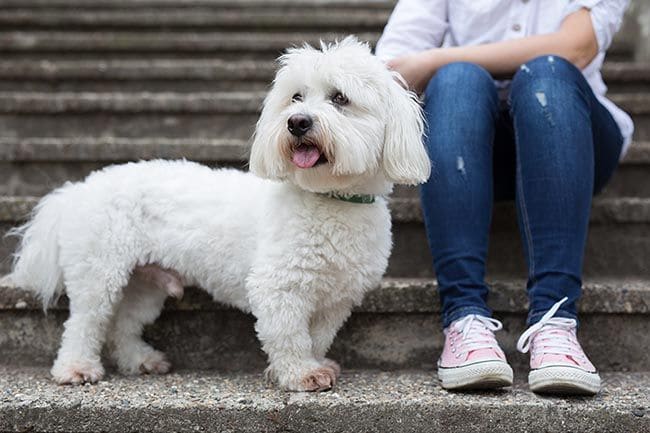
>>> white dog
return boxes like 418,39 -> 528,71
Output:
1,37 -> 430,391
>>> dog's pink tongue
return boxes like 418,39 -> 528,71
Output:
292,144 -> 321,168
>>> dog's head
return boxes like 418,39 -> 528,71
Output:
250,36 -> 431,194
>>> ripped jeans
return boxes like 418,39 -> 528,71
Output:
420,56 -> 624,328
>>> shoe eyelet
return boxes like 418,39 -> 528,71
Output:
456,354 -> 461,358
451,348 -> 456,353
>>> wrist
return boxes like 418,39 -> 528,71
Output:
423,48 -> 447,74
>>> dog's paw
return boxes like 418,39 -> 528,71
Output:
138,350 -> 172,375
320,358 -> 341,377
299,366 -> 337,392
51,360 -> 104,385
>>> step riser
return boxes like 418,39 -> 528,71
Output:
0,114 -> 259,139
0,34 -> 634,62
0,32 -> 381,53
0,80 -> 269,92
1,309 -> 646,372
0,61 -> 637,83
0,111 -> 647,141
0,161 -> 247,196
1,218 -> 649,278
0,52 -> 281,61
0,11 -> 391,32
389,221 -> 650,278
0,0 -> 397,8
607,83 -> 650,93
605,167 -> 650,197
0,48 -> 635,62
2,81 -> 648,94
3,160 -> 650,197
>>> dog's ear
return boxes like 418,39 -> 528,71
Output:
381,73 -> 431,185
249,91 -> 286,180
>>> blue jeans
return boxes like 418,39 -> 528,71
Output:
420,56 -> 624,328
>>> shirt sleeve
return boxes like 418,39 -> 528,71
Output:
375,0 -> 448,62
562,0 -> 630,52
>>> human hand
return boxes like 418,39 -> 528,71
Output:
387,52 -> 436,94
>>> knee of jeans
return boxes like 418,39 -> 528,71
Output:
510,55 -> 589,112
424,62 -> 497,103
512,55 -> 583,90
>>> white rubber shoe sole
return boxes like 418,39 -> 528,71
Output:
438,360 -> 514,390
529,366 -> 601,395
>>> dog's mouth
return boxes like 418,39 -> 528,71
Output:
291,142 -> 328,169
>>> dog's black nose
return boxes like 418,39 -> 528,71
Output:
287,114 -> 313,137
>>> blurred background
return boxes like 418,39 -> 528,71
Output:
0,0 -> 648,199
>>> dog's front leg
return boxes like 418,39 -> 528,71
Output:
309,301 -> 354,378
251,292 -> 337,392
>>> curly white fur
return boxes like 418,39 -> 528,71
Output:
4,37 -> 430,391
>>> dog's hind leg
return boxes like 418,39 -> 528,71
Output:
107,272 -> 171,375
50,274 -> 127,385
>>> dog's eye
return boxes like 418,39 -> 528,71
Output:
331,92 -> 349,106
291,93 -> 303,103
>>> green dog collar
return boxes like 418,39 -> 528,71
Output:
318,192 -> 376,204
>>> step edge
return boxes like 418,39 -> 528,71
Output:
0,367 -> 648,433
0,60 -> 647,82
0,91 -> 645,114
2,277 -> 648,314
1,138 -> 650,164
2,195 -> 650,224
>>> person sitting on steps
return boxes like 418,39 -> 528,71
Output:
376,0 -> 633,395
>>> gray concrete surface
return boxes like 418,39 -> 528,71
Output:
0,60 -> 643,91
0,140 -> 650,197
0,9 -> 391,29
2,197 -> 650,278
1,279 -> 648,372
1,367 -> 648,432
0,31 -> 381,53
3,277 -> 649,314
0,0 -> 397,7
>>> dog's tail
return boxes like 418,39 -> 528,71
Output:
3,187 -> 70,309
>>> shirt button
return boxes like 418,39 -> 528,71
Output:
512,23 -> 522,32
522,0 -> 529,3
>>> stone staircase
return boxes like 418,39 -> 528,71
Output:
0,1 -> 649,431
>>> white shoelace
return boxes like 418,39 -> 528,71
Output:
449,315 -> 503,358
516,297 -> 584,360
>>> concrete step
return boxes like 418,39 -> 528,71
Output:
0,60 -> 647,92
0,91 -> 647,139
1,277 -> 649,372
603,62 -> 650,93
0,91 -> 264,140
4,90 -> 646,115
0,31 -> 634,62
0,367 -> 648,433
0,31 -> 380,58
388,196 -> 650,279
0,0 -> 397,8
606,141 -> 650,198
0,9 -> 391,31
2,138 -> 650,198
1,194 -> 650,279
0,59 -> 275,91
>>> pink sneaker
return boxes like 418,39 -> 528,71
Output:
438,314 -> 513,390
517,297 -> 601,395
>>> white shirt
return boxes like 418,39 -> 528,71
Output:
376,0 -> 634,157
